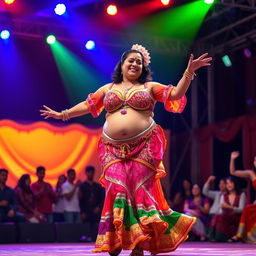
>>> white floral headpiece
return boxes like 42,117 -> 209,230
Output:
131,44 -> 151,67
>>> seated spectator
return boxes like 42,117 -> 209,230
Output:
172,179 -> 192,212
0,169 -> 24,223
203,176 -> 227,216
53,174 -> 67,223
62,169 -> 81,223
15,174 -> 46,223
184,184 -> 210,241
228,152 -> 256,243
209,176 -> 246,242
31,166 -> 56,223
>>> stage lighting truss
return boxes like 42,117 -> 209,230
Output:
193,0 -> 256,56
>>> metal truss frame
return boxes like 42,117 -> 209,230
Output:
170,0 -> 256,184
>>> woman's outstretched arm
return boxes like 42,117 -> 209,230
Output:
230,151 -> 256,182
40,84 -> 109,120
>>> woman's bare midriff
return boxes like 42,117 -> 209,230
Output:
103,108 -> 154,140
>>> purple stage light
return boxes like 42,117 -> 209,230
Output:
243,48 -> 252,58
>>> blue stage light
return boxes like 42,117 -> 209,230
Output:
85,40 -> 95,50
0,30 -> 10,40
54,3 -> 66,15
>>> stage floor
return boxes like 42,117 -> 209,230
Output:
0,242 -> 255,256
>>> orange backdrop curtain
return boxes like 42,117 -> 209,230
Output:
0,120 -> 102,188
195,115 -> 256,183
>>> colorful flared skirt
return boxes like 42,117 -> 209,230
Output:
93,124 -> 196,254
236,203 -> 256,244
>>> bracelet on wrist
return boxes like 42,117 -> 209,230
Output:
183,69 -> 196,80
61,109 -> 70,121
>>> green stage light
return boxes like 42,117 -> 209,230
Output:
222,55 -> 232,67
46,35 -> 56,45
204,0 -> 214,4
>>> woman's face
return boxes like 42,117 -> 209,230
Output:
25,177 -> 31,187
254,156 -> 256,168
183,180 -> 191,190
192,184 -> 201,197
58,175 -> 66,184
226,179 -> 235,192
121,52 -> 143,81
219,180 -> 226,191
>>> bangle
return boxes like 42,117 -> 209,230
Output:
61,109 -> 70,121
183,69 -> 196,80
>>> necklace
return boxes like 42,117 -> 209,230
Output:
120,82 -> 137,115
121,82 -> 136,93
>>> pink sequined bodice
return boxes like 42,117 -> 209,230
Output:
103,86 -> 155,113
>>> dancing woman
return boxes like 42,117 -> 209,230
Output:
228,151 -> 256,243
40,44 -> 211,255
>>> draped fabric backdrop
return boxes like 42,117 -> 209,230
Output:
0,120 -> 102,187
196,115 -> 256,183
0,120 -> 170,194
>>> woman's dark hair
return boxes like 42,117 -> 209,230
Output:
112,49 -> 153,84
225,176 -> 241,194
177,179 -> 192,200
17,174 -> 32,193
56,174 -> 66,190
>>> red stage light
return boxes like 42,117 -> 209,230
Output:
4,0 -> 15,4
161,0 -> 171,6
107,4 -> 118,16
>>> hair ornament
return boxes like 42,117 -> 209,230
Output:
131,44 -> 151,66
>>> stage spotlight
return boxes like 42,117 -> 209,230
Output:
0,30 -> 10,40
243,48 -> 252,58
222,55 -> 232,67
107,4 -> 118,16
54,3 -> 66,15
85,40 -> 95,50
4,0 -> 15,4
161,0 -> 171,6
46,35 -> 56,45
204,0 -> 214,4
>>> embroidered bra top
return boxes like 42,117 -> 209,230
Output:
85,83 -> 187,118
103,84 -> 154,113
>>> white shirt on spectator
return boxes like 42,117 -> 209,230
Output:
61,181 -> 80,212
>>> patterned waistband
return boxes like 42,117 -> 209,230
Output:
102,121 -> 156,145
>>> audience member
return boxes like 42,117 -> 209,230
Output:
209,176 -> 246,242
184,184 -> 210,241
203,176 -> 227,216
62,169 -> 81,223
31,166 -> 56,223
53,174 -> 67,223
80,166 -> 104,223
172,179 -> 192,212
0,169 -> 24,223
15,174 -> 46,223
79,166 -> 105,241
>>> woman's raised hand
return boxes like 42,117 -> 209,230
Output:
231,151 -> 240,159
187,53 -> 212,73
40,105 -> 62,120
